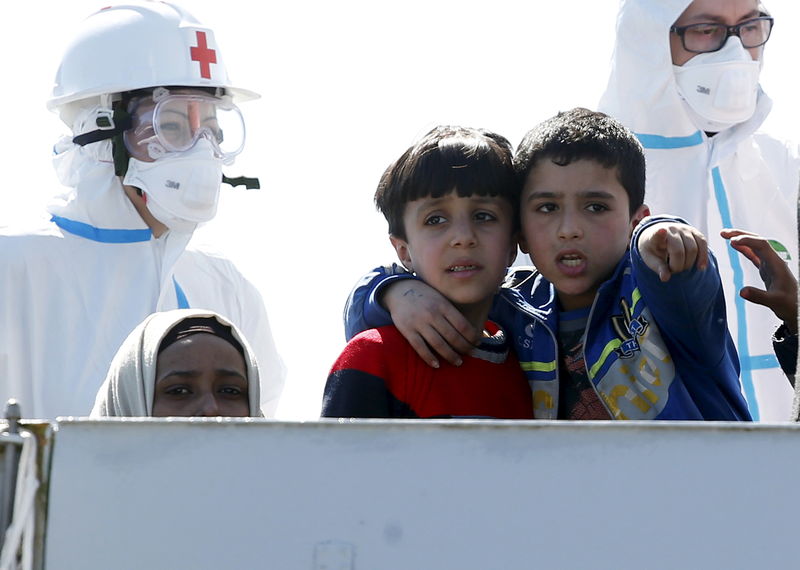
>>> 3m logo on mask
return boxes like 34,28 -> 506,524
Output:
696,85 -> 711,95
166,180 -> 181,190
610,298 -> 648,359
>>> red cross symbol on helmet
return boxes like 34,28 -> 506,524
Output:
190,30 -> 217,79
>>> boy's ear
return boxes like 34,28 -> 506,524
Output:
629,204 -> 651,235
389,235 -> 414,272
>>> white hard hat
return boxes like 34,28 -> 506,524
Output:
48,1 -> 258,119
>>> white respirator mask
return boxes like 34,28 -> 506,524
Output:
673,37 -> 761,132
123,138 -> 222,233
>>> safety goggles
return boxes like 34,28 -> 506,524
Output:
670,15 -> 774,54
123,87 -> 245,163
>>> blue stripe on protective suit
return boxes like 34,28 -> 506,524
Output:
51,215 -> 152,243
52,214 -> 189,309
173,278 -> 190,309
635,131 -> 704,150
711,167 -> 774,420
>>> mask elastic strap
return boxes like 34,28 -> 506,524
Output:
222,174 -> 260,190
71,109 -> 131,147
71,108 -> 133,177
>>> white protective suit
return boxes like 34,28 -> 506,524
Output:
0,131 -> 284,419
599,0 -> 799,420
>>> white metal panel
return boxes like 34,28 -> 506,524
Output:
45,419 -> 800,569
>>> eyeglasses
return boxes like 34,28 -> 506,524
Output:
670,16 -> 774,54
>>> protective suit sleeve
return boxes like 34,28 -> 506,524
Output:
343,264 -> 417,341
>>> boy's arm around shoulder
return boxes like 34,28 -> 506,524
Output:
344,263 -> 417,340
631,216 -> 726,356
344,264 -> 481,368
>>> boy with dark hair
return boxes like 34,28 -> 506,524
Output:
345,108 -> 751,420
322,125 -> 533,419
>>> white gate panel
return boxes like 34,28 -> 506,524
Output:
45,419 -> 800,569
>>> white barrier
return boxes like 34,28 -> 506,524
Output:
45,419 -> 800,569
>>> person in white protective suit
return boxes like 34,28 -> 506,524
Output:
0,1 -> 285,418
599,0 -> 799,421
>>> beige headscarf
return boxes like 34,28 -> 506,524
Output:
90,308 -> 263,417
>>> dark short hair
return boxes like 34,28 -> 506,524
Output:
375,125 -> 519,240
513,108 -> 646,214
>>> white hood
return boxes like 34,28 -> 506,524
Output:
599,0 -> 771,146
48,105 -> 151,232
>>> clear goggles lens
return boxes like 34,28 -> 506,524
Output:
124,91 -> 245,162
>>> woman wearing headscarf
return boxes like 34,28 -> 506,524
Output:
91,308 -> 262,417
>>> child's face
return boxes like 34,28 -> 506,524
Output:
153,333 -> 250,417
391,192 -> 516,317
519,159 -> 647,311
